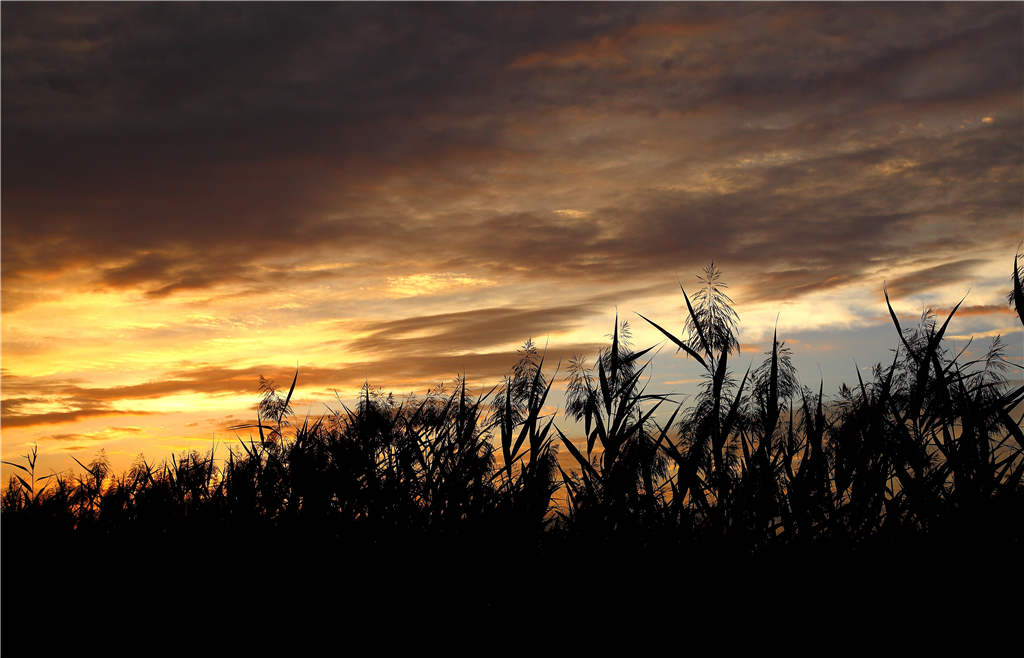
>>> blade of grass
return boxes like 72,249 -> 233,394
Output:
636,313 -> 709,370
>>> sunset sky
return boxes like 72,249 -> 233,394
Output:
2,2 -> 1022,477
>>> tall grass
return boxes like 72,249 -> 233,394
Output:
4,254 -> 1022,568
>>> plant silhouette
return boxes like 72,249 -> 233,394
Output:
4,249 -> 1023,640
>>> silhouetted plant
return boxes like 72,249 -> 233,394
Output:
4,250 -> 1022,567
559,316 -> 672,538
492,341 -> 561,535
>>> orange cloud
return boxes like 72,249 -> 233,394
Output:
929,304 -> 1014,318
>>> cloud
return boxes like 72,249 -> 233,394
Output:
884,260 -> 987,299
1,345 -> 606,428
46,426 -> 143,443
1,399 -> 153,428
347,304 -> 596,355
3,3 -> 1019,311
930,304 -> 1015,318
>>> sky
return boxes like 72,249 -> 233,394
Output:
2,2 -> 1022,477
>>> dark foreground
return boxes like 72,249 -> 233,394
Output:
4,524 -> 1019,651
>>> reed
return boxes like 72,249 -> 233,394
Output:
4,250 -> 1022,573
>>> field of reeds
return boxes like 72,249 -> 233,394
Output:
4,254 -> 1024,638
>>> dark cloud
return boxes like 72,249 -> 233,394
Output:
885,259 -> 987,299
2,3 -> 1020,309
346,284 -> 665,355
348,305 -> 593,355
1,397 -> 153,428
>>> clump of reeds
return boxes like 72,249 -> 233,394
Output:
4,251 -> 1022,566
